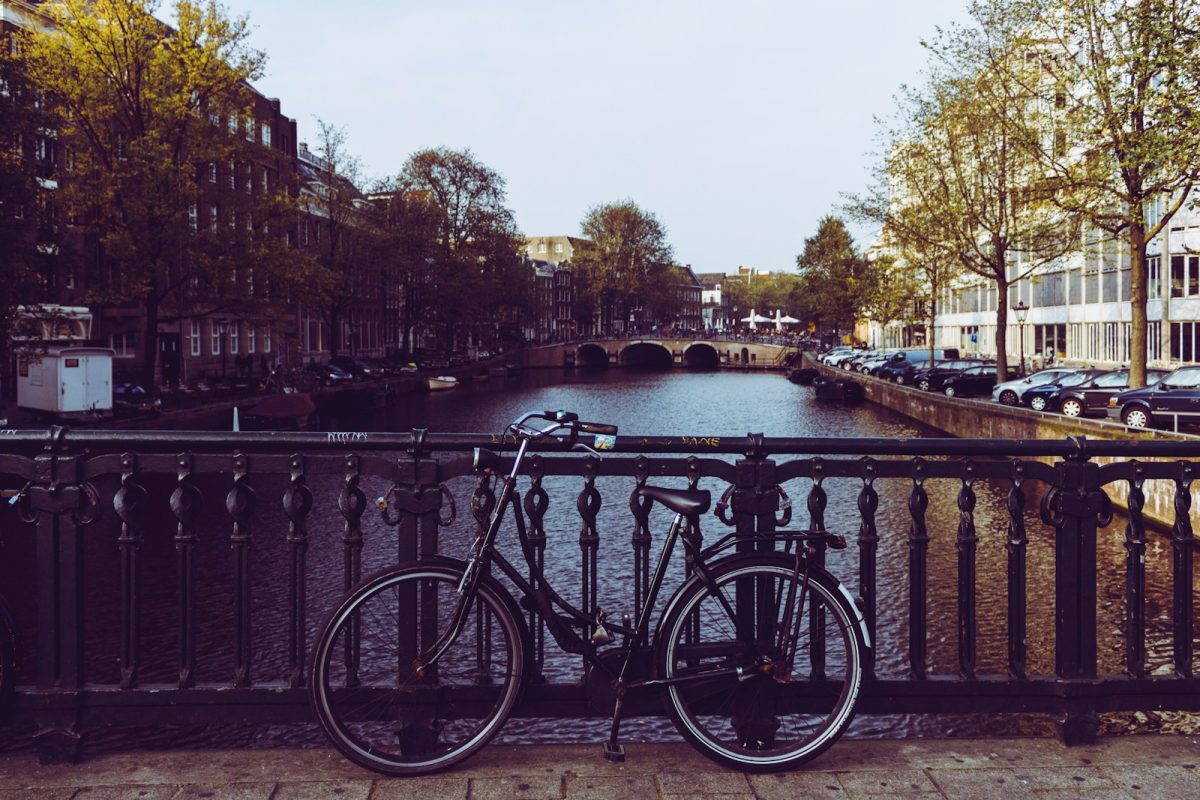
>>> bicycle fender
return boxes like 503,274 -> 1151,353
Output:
833,580 -> 871,650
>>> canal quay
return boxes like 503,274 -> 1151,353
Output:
2,359 -> 1200,793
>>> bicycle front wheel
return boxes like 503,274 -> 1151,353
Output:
656,554 -> 864,772
310,562 -> 527,776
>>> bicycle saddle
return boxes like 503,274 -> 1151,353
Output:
639,486 -> 711,516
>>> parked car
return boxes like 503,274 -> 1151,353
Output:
818,346 -> 855,365
911,359 -> 991,392
304,362 -> 355,387
1050,368 -> 1168,417
329,355 -> 384,380
113,383 -> 161,414
1021,369 -> 1107,412
1107,366 -> 1200,429
941,364 -> 999,397
992,368 -> 1078,406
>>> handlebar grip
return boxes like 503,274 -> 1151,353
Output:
579,422 -> 618,435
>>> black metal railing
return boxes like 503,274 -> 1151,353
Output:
0,427 -> 1198,762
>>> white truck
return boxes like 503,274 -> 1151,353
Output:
16,346 -> 115,421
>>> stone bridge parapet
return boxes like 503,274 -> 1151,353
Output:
521,337 -> 796,370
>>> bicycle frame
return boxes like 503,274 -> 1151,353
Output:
417,413 -> 807,695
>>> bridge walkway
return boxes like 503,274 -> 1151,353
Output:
0,736 -> 1196,799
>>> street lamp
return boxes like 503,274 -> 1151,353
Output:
1013,301 -> 1029,377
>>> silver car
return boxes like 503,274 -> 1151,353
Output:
991,368 -> 1077,406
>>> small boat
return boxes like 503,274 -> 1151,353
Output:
239,393 -> 318,430
427,375 -> 460,391
787,368 -> 818,385
812,377 -> 865,403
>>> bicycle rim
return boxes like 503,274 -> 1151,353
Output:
310,565 -> 525,775
658,559 -> 862,771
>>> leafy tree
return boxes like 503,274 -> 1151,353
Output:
852,48 -> 1076,380
795,216 -> 872,341
977,0 -> 1200,386
305,120 -> 372,358
573,200 -> 674,334
394,147 -> 528,348
372,188 -> 442,356
20,0 -> 313,386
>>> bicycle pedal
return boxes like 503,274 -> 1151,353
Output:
602,741 -> 625,762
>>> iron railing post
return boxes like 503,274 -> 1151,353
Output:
1049,443 -> 1106,745
30,427 -> 86,763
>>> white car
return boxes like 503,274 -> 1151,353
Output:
991,368 -> 1077,406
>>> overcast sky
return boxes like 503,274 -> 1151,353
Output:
230,0 -> 971,275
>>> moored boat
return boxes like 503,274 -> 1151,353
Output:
239,392 -> 318,431
427,375 -> 460,391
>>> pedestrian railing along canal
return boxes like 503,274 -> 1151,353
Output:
0,427 -> 1197,761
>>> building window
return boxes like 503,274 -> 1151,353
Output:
262,124 -> 271,147
247,326 -> 256,354
208,162 -> 217,183
538,243 -> 547,253
264,323 -> 271,353
210,204 -> 219,233
211,322 -> 221,355
1168,255 -> 1200,298
1170,322 -> 1200,363
109,332 -> 140,358
245,119 -> 255,142
188,320 -> 199,356
227,160 -> 236,190
1149,256 -> 1161,299
554,243 -> 563,254
189,203 -> 197,231
229,323 -> 238,354
228,112 -> 238,134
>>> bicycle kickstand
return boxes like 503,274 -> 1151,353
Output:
603,694 -> 626,763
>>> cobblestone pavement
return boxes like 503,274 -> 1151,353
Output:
1,737 -> 1199,799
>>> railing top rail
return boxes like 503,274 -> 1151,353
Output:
0,428 -> 1198,459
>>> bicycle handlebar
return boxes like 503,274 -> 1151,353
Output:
517,410 -> 618,437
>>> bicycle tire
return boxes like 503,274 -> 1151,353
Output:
655,553 -> 864,772
310,560 -> 528,776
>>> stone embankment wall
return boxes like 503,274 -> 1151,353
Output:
807,355 -> 1198,529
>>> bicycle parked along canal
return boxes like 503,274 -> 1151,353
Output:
309,410 -> 868,775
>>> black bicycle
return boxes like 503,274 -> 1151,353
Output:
309,411 -> 867,775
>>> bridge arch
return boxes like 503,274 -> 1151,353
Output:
682,341 -> 720,369
619,341 -> 673,369
576,343 -> 609,368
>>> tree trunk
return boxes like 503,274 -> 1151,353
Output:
927,297 -> 937,366
1129,223 -> 1148,388
995,278 -> 1010,383
141,293 -> 160,391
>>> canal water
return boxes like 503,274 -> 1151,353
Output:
0,367 -> 1193,753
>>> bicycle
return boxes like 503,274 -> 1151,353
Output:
309,410 -> 868,775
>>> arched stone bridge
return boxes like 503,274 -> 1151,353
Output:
521,336 -> 796,370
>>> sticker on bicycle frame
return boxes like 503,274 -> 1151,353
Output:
593,434 -> 617,451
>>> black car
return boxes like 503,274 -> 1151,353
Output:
304,362 -> 354,387
1021,369 -> 1106,412
113,383 -> 161,414
941,364 -> 998,397
1107,366 -> 1200,429
1052,369 -> 1167,418
329,355 -> 384,380
875,355 -> 933,383
911,359 -> 990,392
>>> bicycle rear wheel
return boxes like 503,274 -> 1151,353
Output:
656,554 -> 864,772
310,561 -> 527,775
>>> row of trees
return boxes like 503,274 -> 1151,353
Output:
846,0 -> 1200,385
0,0 -> 681,386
